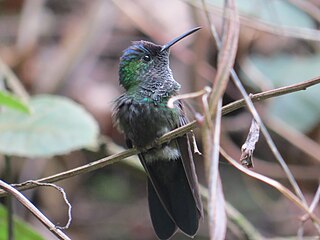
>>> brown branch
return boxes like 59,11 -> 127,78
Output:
202,0 -> 240,238
0,180 -> 70,240
0,76 -> 319,197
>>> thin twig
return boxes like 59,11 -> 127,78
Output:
4,148 -> 139,196
19,181 -> 72,230
302,184 -> 320,222
219,148 -> 320,225
207,98 -> 226,239
0,180 -> 71,240
266,117 -> 320,164
167,87 -> 211,108
0,77 -> 318,197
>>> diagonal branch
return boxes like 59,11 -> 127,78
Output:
0,76 -> 318,197
0,180 -> 70,240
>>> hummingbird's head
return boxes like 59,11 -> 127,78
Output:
119,41 -> 168,91
118,27 -> 201,92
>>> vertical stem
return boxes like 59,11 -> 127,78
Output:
5,155 -> 14,240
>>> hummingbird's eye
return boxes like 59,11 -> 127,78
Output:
142,55 -> 151,62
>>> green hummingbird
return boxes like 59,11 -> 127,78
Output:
113,27 -> 203,239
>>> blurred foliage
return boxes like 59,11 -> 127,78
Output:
0,90 -> 30,114
0,204 -> 43,240
0,95 -> 99,157
89,172 -> 133,202
209,0 -> 315,28
248,54 -> 320,132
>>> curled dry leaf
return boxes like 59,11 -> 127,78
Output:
241,119 -> 260,168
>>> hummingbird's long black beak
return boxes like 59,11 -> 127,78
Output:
161,27 -> 201,52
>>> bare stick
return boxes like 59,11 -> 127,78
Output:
167,87 -> 211,109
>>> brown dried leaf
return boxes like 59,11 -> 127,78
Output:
240,119 -> 260,168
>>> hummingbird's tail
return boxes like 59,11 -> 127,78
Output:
140,144 -> 202,239
147,178 -> 177,239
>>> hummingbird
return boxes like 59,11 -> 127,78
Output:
113,27 -> 203,239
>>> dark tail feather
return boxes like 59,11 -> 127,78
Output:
142,156 -> 200,239
147,179 -> 177,240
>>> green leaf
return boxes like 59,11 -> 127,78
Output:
247,54 -> 320,132
0,95 -> 99,157
0,204 -> 44,240
0,91 -> 30,114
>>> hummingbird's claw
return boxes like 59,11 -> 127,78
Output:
154,138 -> 163,149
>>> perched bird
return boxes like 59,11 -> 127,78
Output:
113,27 -> 203,239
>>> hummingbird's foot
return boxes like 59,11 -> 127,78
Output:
136,145 -> 151,153
137,138 -> 165,153
139,147 -> 149,153
153,138 -> 163,149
